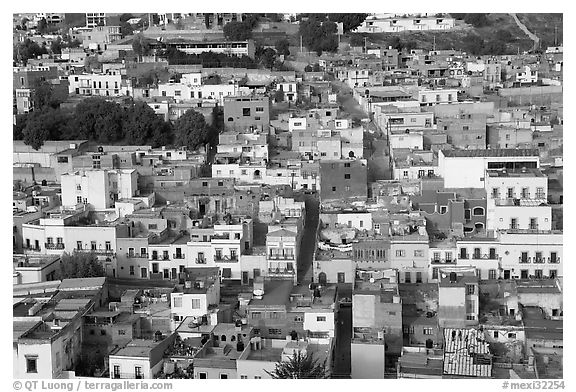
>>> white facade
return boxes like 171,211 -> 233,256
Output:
356,16 -> 455,33
61,169 -> 137,209
499,231 -> 562,279
485,172 -> 547,201
389,132 -> 423,150
418,89 -> 458,106
68,71 -> 128,97
158,82 -> 238,105
486,199 -> 552,232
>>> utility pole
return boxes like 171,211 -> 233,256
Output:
433,35 -> 436,52
300,35 -> 303,53
364,37 -> 367,54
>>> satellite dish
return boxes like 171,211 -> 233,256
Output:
369,278 -> 375,283
441,273 -> 447,279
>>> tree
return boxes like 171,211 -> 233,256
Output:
55,252 -> 105,280
13,114 -> 28,140
22,108 -> 70,150
119,13 -> 134,23
349,34 -> 364,47
120,22 -> 134,37
327,13 -> 369,33
123,101 -> 167,145
275,39 -> 290,57
258,47 -> 277,69
299,19 -> 339,55
223,21 -> 252,41
265,351 -> 328,379
50,37 -> 63,54
37,17 -> 48,34
71,97 -> 125,143
33,81 -> 63,110
462,33 -> 485,55
14,39 -> 48,65
464,13 -> 490,28
132,34 -> 151,58
174,109 -> 210,150
274,89 -> 285,103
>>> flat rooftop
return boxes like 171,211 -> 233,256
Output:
113,339 -> 159,358
246,346 -> 283,362
441,148 -> 539,158
249,280 -> 293,307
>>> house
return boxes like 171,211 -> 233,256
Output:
397,347 -> 443,378
13,254 -> 60,285
442,328 -> 492,378
438,268 -> 479,327
319,160 -> 368,202
223,95 -> 270,132
109,335 -> 176,379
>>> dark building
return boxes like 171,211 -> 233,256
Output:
320,160 -> 368,202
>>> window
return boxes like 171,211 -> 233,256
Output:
242,108 -> 251,116
389,311 -> 396,316
255,107 -> 264,112
294,316 -> 303,322
148,224 -> 158,230
344,162 -> 351,168
91,241 -> 97,250
26,357 -> 38,373
173,297 -> 182,307
254,376 -> 261,379
191,299 -> 201,309
489,269 -> 497,280
317,316 -> 326,322
536,187 -> 545,199
529,218 -> 538,230
344,173 -> 351,179
414,250 -> 424,257
507,187 -> 514,198
423,328 -> 433,335
466,284 -> 476,295
464,209 -> 471,220
510,218 -> 518,230
396,250 -> 405,257
416,272 -> 422,283
129,266 -> 134,276
473,207 -> 484,216
508,333 -> 516,338
332,186 -> 337,192
240,375 -> 248,379
534,269 -> 543,279
550,252 -> 558,264
251,311 -> 261,319
118,329 -> 126,335
432,267 -> 439,280
493,331 -> 499,338
492,188 -> 500,198
77,196 -> 83,204
198,372 -> 207,379
268,328 -> 282,335
76,241 -> 82,250
404,271 -> 411,283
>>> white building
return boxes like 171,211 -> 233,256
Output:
68,70 -> 129,97
438,149 -> 540,189
356,16 -> 455,33
418,89 -> 459,107
61,169 -> 138,209
499,230 -> 562,280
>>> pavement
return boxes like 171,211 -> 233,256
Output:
296,194 -> 319,285
332,283 -> 352,378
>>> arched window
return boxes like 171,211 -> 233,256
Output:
221,335 -> 227,342
473,207 -> 485,216
227,117 -> 233,122
318,272 -> 327,285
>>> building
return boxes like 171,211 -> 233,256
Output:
356,16 -> 455,33
436,114 -> 487,150
418,89 -> 459,107
438,149 -> 540,189
68,70 -> 129,97
319,160 -> 368,202
60,169 -> 138,209
224,95 -> 270,132
13,254 -> 60,285
86,13 -> 106,28
442,328 -> 492,378
109,336 -> 176,379
438,268 -> 479,327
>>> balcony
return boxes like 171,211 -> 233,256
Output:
549,257 -> 560,264
430,258 -> 455,264
111,373 -> 145,380
459,254 -> 469,260
268,268 -> 295,277
127,253 -> 148,258
471,253 -> 499,260
518,257 -> 530,264
268,254 -> 295,260
214,255 -> 238,263
533,257 -> 544,264
173,253 -> 185,259
76,248 -> 115,256
195,258 -> 206,264
45,243 -> 65,250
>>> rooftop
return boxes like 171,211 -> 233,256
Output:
249,280 -> 293,307
112,339 -> 160,358
441,149 -> 539,158
443,328 -> 492,378
486,168 -> 545,178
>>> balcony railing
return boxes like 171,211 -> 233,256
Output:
269,254 -> 295,260
195,258 -> 206,264
23,246 -> 41,252
549,257 -> 560,264
45,243 -> 65,250
471,253 -> 499,260
127,253 -> 148,258
268,268 -> 295,276
459,254 -> 469,259
533,257 -> 544,264
430,258 -> 455,264
214,255 -> 238,262
76,248 -> 115,255
518,257 -> 530,264
111,373 -> 145,379
173,253 -> 185,259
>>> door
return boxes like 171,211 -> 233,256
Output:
242,271 -> 249,285
337,272 -> 345,283
503,270 -> 511,280
141,268 -> 147,278
253,268 -> 260,278
318,272 -> 327,285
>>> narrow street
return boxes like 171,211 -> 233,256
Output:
332,284 -> 352,378
296,194 -> 319,284
509,13 -> 540,52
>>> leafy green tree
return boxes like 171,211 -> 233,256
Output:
22,108 -> 70,150
37,17 -> 48,34
33,81 -> 63,110
120,22 -> 134,37
55,252 -> 105,280
13,114 -> 28,140
464,13 -> 490,28
119,13 -> 134,23
274,89 -> 285,103
50,37 -> 63,54
349,34 -> 364,47
223,21 -> 252,41
71,97 -> 125,143
299,19 -> 339,55
174,109 -> 210,150
265,351 -> 328,379
14,39 -> 48,64
258,47 -> 277,69
462,33 -> 485,55
275,39 -> 290,57
132,34 -> 151,58
123,101 -> 167,145
327,13 -> 369,32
